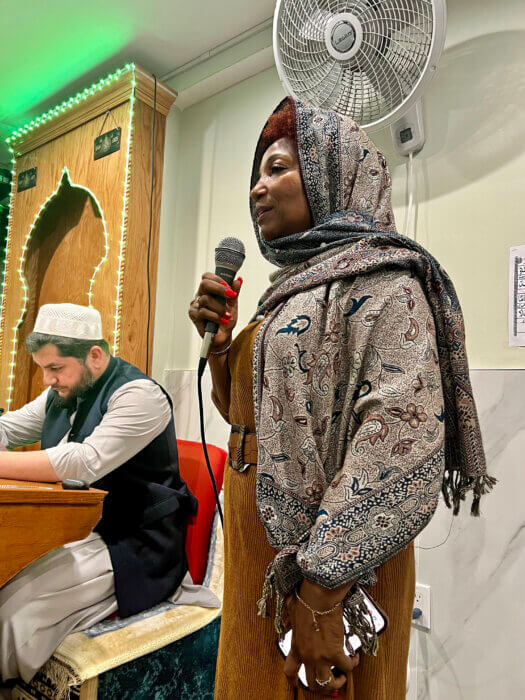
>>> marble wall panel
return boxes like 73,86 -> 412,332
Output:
413,370 -> 524,699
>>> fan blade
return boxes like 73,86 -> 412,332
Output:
274,0 -> 439,127
281,0 -> 330,43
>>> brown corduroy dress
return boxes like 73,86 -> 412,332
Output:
214,320 -> 415,700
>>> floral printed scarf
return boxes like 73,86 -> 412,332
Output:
249,99 -> 495,651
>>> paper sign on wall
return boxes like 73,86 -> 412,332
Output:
509,246 -> 525,347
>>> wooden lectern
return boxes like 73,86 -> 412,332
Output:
0,64 -> 176,411
0,478 -> 106,587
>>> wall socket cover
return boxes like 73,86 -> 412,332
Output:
391,100 -> 426,157
413,582 -> 431,631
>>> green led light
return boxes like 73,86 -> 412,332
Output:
112,64 -> 136,355
6,63 -> 135,146
0,145 -> 17,368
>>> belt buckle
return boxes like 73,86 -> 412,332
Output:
231,425 -> 250,472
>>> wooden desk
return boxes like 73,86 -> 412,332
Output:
0,479 -> 106,587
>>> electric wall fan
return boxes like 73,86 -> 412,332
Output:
273,0 -> 447,158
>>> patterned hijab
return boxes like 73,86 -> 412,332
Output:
250,97 -> 495,517
250,97 -> 395,267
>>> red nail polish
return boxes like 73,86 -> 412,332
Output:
330,693 -> 339,698
224,312 -> 232,320
237,277 -> 243,284
220,317 -> 229,325
225,289 -> 237,299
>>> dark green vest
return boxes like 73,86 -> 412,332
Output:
41,356 -> 196,618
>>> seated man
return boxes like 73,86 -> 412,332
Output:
0,303 -> 197,686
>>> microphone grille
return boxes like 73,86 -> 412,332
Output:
215,237 -> 246,269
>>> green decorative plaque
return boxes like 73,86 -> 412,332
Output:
94,127 -> 121,160
17,168 -> 37,192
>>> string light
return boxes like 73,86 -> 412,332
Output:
112,64 -> 136,355
6,64 -> 135,148
0,146 -> 17,385
1,63 -> 136,407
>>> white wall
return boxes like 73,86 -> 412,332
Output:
373,0 -> 525,370
152,67 -> 285,378
153,0 -> 525,377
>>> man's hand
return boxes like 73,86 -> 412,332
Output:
0,449 -> 58,482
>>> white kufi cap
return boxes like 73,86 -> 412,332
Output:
33,304 -> 103,340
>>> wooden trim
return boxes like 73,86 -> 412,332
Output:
134,65 -> 177,115
9,64 -> 176,158
0,99 -> 133,407
0,478 -> 106,505
118,99 -> 168,372
79,677 -> 99,699
10,79 -> 133,158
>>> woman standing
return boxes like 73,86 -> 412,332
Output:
188,98 -> 493,699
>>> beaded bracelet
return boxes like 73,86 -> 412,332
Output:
295,591 -> 342,632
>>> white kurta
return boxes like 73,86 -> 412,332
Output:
0,380 -> 172,483
0,532 -> 116,682
0,379 -> 171,682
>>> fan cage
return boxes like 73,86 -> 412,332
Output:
273,0 -> 446,131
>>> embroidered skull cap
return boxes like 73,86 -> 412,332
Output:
33,303 -> 103,340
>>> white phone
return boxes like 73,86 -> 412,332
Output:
277,586 -> 387,688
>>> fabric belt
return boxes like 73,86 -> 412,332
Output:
228,425 -> 258,472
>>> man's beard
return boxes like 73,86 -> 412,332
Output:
51,365 -> 96,410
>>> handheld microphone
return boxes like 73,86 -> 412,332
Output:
199,237 -> 245,369
197,239 -> 244,527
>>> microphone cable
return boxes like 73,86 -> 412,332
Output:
197,358 -> 224,527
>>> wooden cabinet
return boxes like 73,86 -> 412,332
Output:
0,64 -> 176,410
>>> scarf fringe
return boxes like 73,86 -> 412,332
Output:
442,470 -> 497,516
257,562 -> 287,637
257,562 -> 378,655
342,587 -> 378,657
40,658 -> 80,700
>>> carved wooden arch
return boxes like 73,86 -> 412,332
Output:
13,169 -> 108,406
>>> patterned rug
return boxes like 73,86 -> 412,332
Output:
13,517 -> 223,699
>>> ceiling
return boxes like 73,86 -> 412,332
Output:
0,0 -> 275,163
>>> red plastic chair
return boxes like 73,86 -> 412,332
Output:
177,439 -> 227,585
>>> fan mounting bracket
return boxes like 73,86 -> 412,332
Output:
324,13 -> 363,62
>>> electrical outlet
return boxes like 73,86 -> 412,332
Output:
412,583 -> 431,631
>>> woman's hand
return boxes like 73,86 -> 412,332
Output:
188,273 -> 243,351
284,579 -> 359,695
